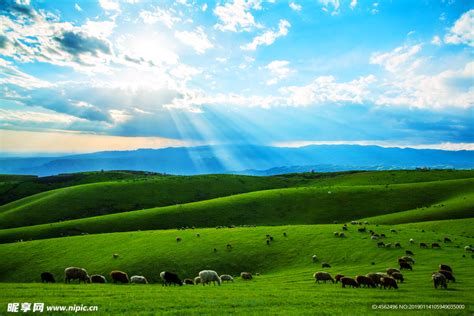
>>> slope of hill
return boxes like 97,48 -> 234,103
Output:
0,178 -> 472,243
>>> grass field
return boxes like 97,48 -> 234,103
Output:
0,170 -> 472,315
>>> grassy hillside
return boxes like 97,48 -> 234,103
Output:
0,223 -> 472,314
0,174 -> 306,229
0,178 -> 472,243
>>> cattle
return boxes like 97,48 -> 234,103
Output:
386,268 -> 400,276
395,242 -> 401,248
312,255 -> 318,262
377,242 -> 385,248
220,274 -> 234,282
380,277 -> 398,289
340,277 -> 359,288
131,275 -> 148,284
183,278 -> 195,285
322,263 -> 331,268
241,272 -> 253,280
358,227 -> 366,233
439,264 -> 452,273
405,250 -> 414,256
432,272 -> 447,289
391,272 -> 404,283
355,275 -> 376,288
335,274 -> 344,283
420,242 -> 428,248
194,276 -> 201,285
313,272 -> 334,284
199,270 -> 221,285
399,261 -> 412,271
401,256 -> 415,264
91,274 -> 106,283
432,243 -> 441,249
41,272 -> 55,283
65,267 -> 90,284
160,271 -> 183,286
110,271 -> 129,284
438,270 -> 455,283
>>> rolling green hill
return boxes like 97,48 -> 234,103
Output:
0,178 -> 472,243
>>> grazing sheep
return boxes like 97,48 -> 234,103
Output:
110,271 -> 129,284
395,242 -> 401,248
196,233 -> 200,237
401,256 -> 415,264
432,272 -> 447,289
399,261 -> 412,271
444,237 -> 452,243
256,273 -> 260,276
90,274 -> 106,283
432,243 -> 441,249
391,272 -> 404,283
131,275 -> 148,284
283,232 -> 287,237
199,270 -> 221,286
390,229 -> 397,233
313,272 -> 335,284
371,235 -> 379,240
335,274 -> 344,283
339,233 -> 345,238
366,273 -> 385,287
65,267 -> 90,284
220,274 -> 234,282
334,232 -> 340,237
241,272 -> 253,280
160,271 -> 183,286
41,272 -> 55,283
342,226 -> 348,231
386,268 -> 400,276
358,227 -> 366,233
176,237 -> 182,242
409,238 -> 415,244
183,279 -> 195,285
438,270 -> 455,283
340,277 -> 359,288
420,242 -> 428,248
439,264 -> 452,273
464,245 -> 472,252
405,250 -> 414,256
380,234 -> 386,238
322,263 -> 331,268
385,243 -> 392,248
113,253 -> 119,259
226,244 -> 233,250
194,276 -> 201,285
355,275 -> 376,288
312,255 -> 318,262
377,242 -> 385,248
380,277 -> 398,289
266,240 -> 270,245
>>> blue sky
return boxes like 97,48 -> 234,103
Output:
0,0 -> 472,154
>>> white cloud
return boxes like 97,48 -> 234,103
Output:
83,19 -> 116,37
289,2 -> 302,12
431,35 -> 442,46
216,57 -> 227,63
319,0 -> 339,14
174,27 -> 214,54
139,8 -> 181,28
444,9 -> 474,47
241,19 -> 290,51
370,44 -> 422,73
213,0 -> 262,32
99,0 -> 120,12
202,3 -> 208,12
350,0 -> 357,9
74,3 -> 82,11
265,60 -> 292,85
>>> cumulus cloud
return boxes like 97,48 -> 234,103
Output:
370,44 -> 422,73
289,2 -> 302,12
240,19 -> 290,51
444,9 -> 474,47
174,27 -> 214,54
139,7 -> 181,28
99,0 -> 120,12
54,30 -> 111,58
265,60 -> 292,85
213,0 -> 262,32
431,35 -> 441,46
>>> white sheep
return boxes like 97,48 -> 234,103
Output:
198,270 -> 221,286
220,274 -> 234,282
130,275 -> 148,284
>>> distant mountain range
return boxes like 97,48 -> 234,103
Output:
1,145 -> 473,176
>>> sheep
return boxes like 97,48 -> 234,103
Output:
241,272 -> 253,280
339,233 -> 345,238
226,244 -> 233,250
377,242 -> 385,248
391,272 -> 404,283
358,227 -> 366,233
335,274 -> 344,283
110,271 -> 129,284
399,261 -> 412,271
371,235 -> 379,240
312,255 -> 318,262
366,273 -> 384,287
342,226 -> 348,231
131,275 -> 148,284
355,275 -> 376,288
444,237 -> 452,243
363,221 -> 369,224
283,232 -> 287,237
340,277 -> 359,288
464,245 -> 472,252
380,234 -> 386,238
405,250 -> 414,256
385,243 -> 392,248
395,242 -> 401,248
438,270 -> 455,283
380,277 -> 398,289
41,272 -> 55,283
386,268 -> 400,276
255,273 -> 260,276
432,243 -> 441,249
220,274 -> 234,282
420,242 -> 428,248
266,240 -> 270,245
113,253 -> 119,259
65,267 -> 90,284
160,271 -> 183,286
334,232 -> 340,237
401,256 -> 415,264
321,263 -> 331,268
196,233 -> 200,237
409,238 -> 415,244
199,270 -> 221,286
439,264 -> 452,273
176,237 -> 182,242
183,278 -> 195,285
432,272 -> 447,289
390,229 -> 397,233
90,274 -> 106,283
194,276 -> 201,285
313,272 -> 335,284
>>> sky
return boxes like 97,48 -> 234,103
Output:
0,0 -> 473,155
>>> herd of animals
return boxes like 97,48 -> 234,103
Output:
37,221 -> 472,290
